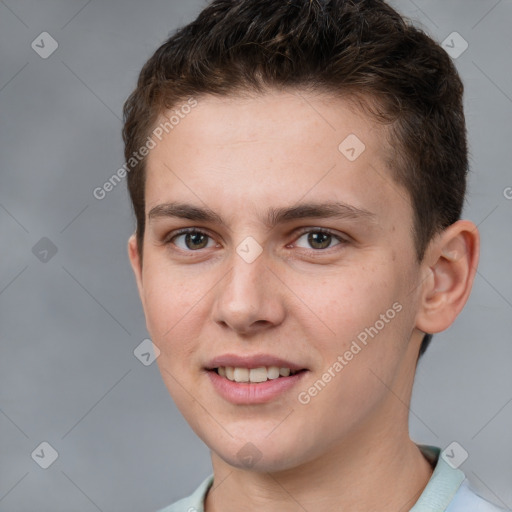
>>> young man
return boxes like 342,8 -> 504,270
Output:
123,1 -> 507,510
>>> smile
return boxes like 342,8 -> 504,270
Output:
214,366 -> 303,383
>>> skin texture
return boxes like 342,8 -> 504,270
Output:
128,90 -> 479,512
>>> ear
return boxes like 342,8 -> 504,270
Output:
128,233 -> 145,309
415,220 -> 480,335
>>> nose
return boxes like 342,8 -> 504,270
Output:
211,247 -> 286,335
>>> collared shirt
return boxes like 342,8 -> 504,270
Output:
157,445 -> 509,512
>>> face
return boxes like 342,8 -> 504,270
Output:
129,90 -> 428,471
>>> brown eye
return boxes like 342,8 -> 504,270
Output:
308,232 -> 332,249
170,230 -> 215,251
184,232 -> 209,250
294,229 -> 344,250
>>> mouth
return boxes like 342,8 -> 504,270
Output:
210,366 -> 307,383
204,354 -> 309,403
206,365 -> 309,404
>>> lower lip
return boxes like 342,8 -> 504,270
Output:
207,370 -> 308,404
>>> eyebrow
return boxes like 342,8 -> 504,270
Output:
148,201 -> 376,229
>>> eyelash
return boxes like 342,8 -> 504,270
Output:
163,227 -> 348,254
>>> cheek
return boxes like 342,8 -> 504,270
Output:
293,261 -> 415,398
289,264 -> 399,344
141,264 -> 206,356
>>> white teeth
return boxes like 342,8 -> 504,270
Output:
249,367 -> 268,383
279,367 -> 290,377
216,365 -> 300,382
267,366 -> 280,379
233,367 -> 249,383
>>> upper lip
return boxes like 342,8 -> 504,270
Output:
205,354 -> 307,371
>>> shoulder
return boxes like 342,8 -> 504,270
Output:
155,474 -> 214,512
156,495 -> 197,512
412,445 -> 509,512
446,479 -> 510,512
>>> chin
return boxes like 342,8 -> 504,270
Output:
207,430 -> 319,473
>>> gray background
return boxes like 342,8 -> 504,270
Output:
0,0 -> 511,511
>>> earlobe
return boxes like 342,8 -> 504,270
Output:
415,220 -> 479,335
127,234 -> 145,307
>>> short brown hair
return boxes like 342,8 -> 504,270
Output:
122,0 -> 468,356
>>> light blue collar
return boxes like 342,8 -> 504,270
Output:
410,445 -> 465,512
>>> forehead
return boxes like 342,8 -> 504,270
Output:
144,90 -> 410,225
